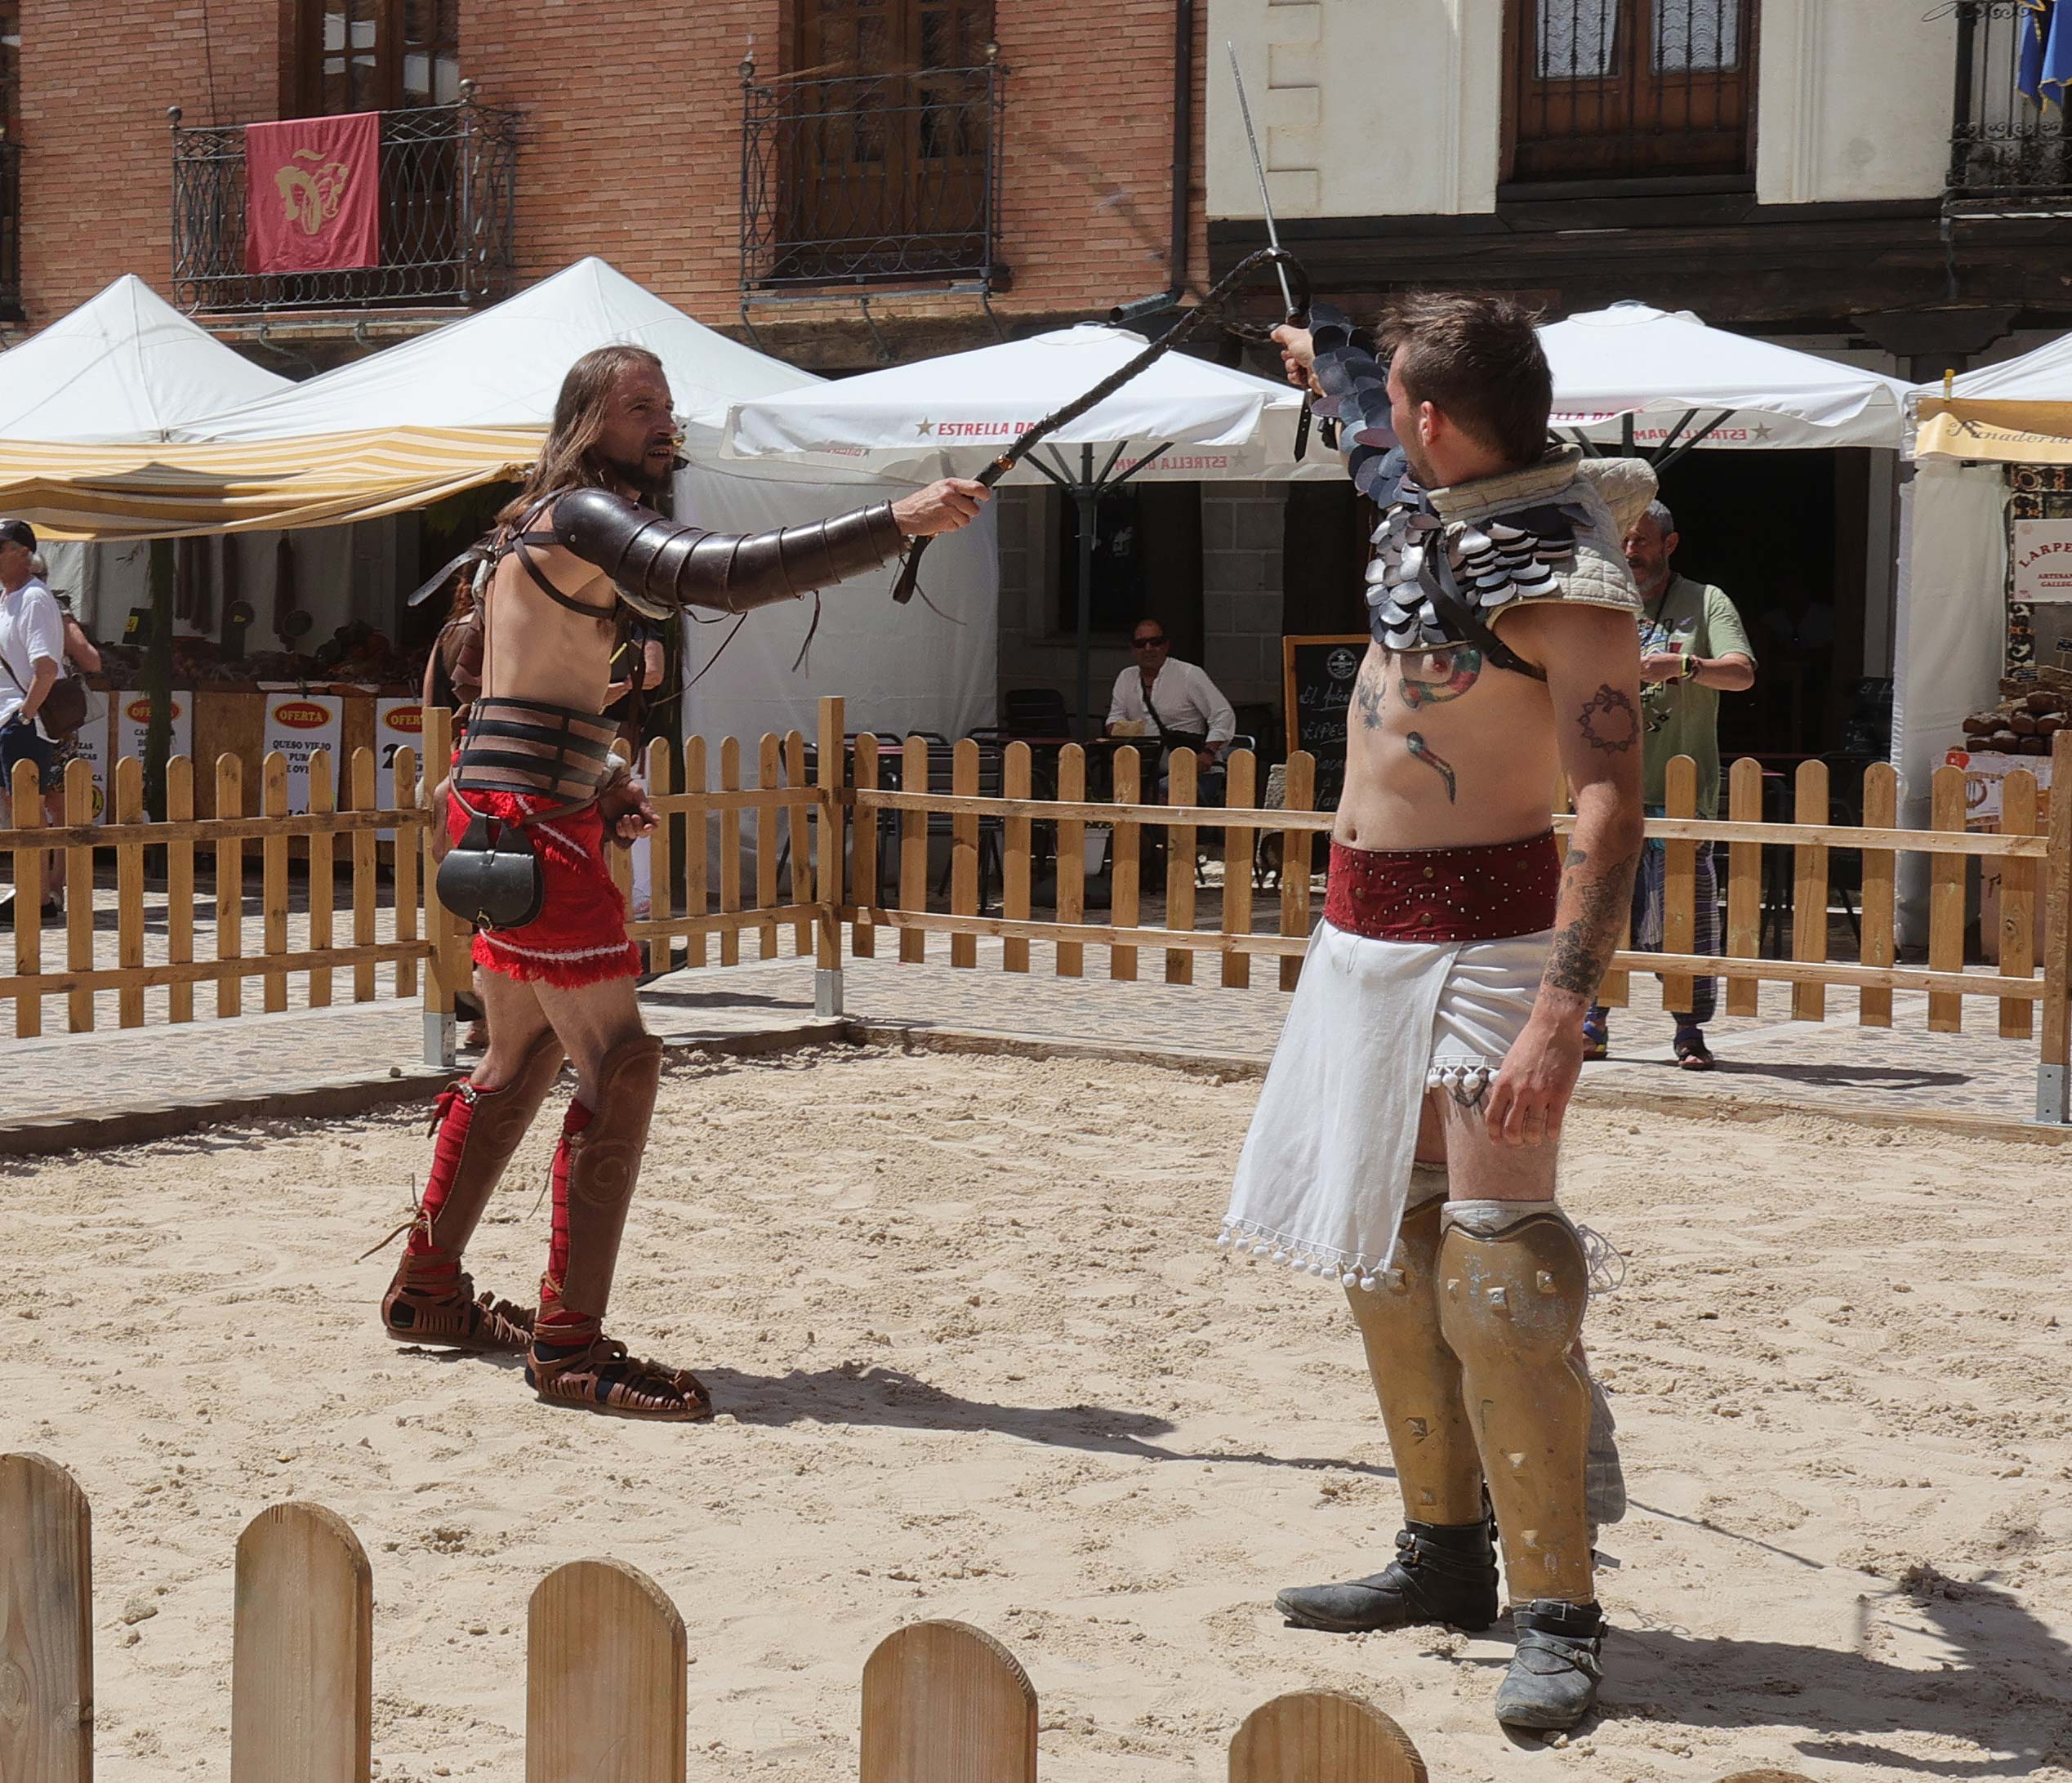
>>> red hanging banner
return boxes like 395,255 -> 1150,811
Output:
244,112 -> 381,275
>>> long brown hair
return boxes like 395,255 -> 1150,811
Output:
496,344 -> 666,528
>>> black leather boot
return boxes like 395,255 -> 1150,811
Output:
1495,1598 -> 1606,1731
1275,1520 -> 1499,1634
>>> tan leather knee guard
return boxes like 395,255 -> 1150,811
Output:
555,1035 -> 664,1323
415,1028 -> 566,1268
1437,1202 -> 1593,1604
1343,1166 -> 1484,1527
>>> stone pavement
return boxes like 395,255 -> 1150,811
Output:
4,927 -> 2061,1153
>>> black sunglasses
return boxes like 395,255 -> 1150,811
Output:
1132,635 -> 1169,649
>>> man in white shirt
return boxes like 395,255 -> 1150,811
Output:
0,518 -> 67,924
1105,618 -> 1237,787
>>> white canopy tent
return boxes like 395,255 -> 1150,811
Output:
720,323 -> 1326,729
1542,301 -> 1913,457
175,256 -> 818,452
0,275 -> 292,444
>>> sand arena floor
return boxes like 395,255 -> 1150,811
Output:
4,1045 -> 2069,1781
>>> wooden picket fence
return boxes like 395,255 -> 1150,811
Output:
0,1452 -> 1802,1782
4,695 -> 2069,1119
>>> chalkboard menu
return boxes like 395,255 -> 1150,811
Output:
1281,633 -> 1366,810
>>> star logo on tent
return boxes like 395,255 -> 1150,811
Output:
1751,421 -> 1776,442
915,417 -> 935,437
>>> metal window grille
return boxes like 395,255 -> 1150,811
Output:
170,96 -> 518,313
740,60 -> 1004,292
1949,0 -> 2072,211
1512,0 -> 1753,184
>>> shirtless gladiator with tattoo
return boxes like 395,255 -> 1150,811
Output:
1219,293 -> 1651,1731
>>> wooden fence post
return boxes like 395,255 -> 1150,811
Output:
262,751 -> 290,1014
814,695 -> 845,1014
10,757 -> 42,1039
1055,744 -> 1086,979
951,738 -> 980,969
230,1504 -> 372,1783
1661,754 -> 1697,1016
1111,745 -> 1142,983
0,1454 -> 92,1783
64,758 -> 93,1034
719,737 -> 742,969
528,1558 -> 686,1783
216,752 -> 245,1021
1791,758 -> 1829,1023
1723,756 -> 1762,1019
2000,769 -> 2039,1041
859,1620 -> 1036,1783
1278,751 -> 1316,993
1223,748 -> 1257,989
900,733 -> 929,966
786,729 -> 814,959
1228,1690 -> 1428,1783
420,708 -> 459,1066
853,733 -> 880,959
1858,762 -> 1897,1029
1001,741 -> 1031,974
114,756 -> 145,1028
683,736 -> 709,971
1165,748 -> 1197,984
1927,764 -> 1968,1034
647,736 -> 676,980
307,751 -> 336,1012
350,748 -> 377,1004
2038,730 -> 2072,1123
758,733 -> 782,959
392,743 -> 421,1000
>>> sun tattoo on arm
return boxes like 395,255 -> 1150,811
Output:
1579,684 -> 1640,754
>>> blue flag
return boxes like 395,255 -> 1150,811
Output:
2020,0 -> 2072,109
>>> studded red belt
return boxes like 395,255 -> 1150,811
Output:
1323,832 -> 1560,943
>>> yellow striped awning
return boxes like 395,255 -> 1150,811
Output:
1915,399 -> 2072,466
0,425 -> 549,539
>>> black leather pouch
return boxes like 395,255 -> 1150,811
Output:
434,809 -> 546,931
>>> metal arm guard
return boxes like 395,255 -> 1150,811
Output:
552,486 -> 907,622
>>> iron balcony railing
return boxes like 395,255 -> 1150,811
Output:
740,57 -> 1004,293
170,92 -> 519,313
1949,0 -> 2072,212
0,138 -> 19,317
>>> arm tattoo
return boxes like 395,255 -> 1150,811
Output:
1353,657 -> 1388,730
1541,842 -> 1640,998
1404,731 -> 1457,803
1579,684 -> 1639,754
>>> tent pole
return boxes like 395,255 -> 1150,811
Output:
1075,444 -> 1097,741
1653,409 -> 1736,475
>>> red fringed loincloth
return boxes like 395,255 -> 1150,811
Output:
447,788 -> 641,987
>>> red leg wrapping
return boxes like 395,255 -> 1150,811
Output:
406,1082 -> 479,1273
538,1097 -> 595,1334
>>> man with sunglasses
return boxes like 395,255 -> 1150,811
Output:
1104,620 -> 1236,789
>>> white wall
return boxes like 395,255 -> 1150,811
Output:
1755,0 -> 1954,204
1208,0 -> 1954,221
1211,0 -> 1503,221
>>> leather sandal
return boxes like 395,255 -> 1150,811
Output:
525,1328 -> 713,1422
381,1260 -> 533,1353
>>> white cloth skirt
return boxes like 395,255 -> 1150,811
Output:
1220,918 -> 1552,1287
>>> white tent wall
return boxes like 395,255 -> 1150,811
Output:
676,465 -> 998,752
1891,460 -> 2008,943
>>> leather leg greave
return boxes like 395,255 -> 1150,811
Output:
403,1028 -> 566,1280
543,1035 -> 663,1326
1437,1202 -> 1594,1606
1344,1180 -> 1485,1527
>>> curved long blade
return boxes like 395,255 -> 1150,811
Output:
1227,42 -> 1297,319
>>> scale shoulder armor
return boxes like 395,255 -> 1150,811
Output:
552,487 -> 907,618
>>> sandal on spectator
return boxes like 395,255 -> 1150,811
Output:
1673,1027 -> 1715,1071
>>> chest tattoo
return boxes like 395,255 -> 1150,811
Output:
1398,646 -> 1483,711
1405,730 -> 1458,803
1353,657 -> 1388,730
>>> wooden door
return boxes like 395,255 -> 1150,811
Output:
786,0 -> 994,281
1510,0 -> 1753,182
